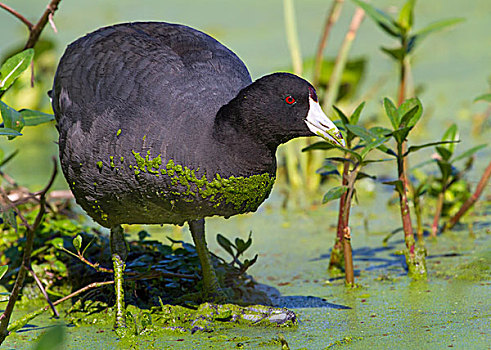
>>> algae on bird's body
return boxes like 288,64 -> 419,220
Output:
130,150 -> 275,213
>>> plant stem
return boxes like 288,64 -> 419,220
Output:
445,160 -> 491,231
431,190 -> 445,237
413,192 -> 424,241
0,0 -> 62,100
24,0 -> 62,50
0,160 -> 57,345
328,160 -> 350,271
0,3 -> 33,28
29,268 -> 59,317
341,164 -> 360,284
313,0 -> 345,87
322,7 -> 365,112
396,145 -> 426,278
397,57 -> 407,106
343,227 -> 354,285
283,0 -> 302,76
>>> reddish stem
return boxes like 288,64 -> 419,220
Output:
343,227 -> 354,285
0,2 -> 33,29
431,191 -> 445,237
313,0 -> 345,87
446,160 -> 491,230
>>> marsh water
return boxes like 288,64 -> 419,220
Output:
0,0 -> 490,348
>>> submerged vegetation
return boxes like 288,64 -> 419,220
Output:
0,0 -> 490,348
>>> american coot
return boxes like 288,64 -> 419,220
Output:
52,21 -> 344,328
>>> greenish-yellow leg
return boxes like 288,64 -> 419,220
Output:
110,225 -> 128,328
188,219 -> 226,301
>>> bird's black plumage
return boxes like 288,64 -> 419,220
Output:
52,22 -> 320,227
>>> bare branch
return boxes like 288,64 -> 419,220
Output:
24,0 -> 62,50
0,2 -> 33,29
29,268 -> 59,317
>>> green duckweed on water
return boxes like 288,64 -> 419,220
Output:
1,189 -> 489,349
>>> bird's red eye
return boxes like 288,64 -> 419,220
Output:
285,95 -> 296,105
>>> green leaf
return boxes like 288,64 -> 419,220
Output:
360,136 -> 390,159
398,0 -> 416,32
33,324 -> 65,350
350,101 -> 366,125
436,146 -> 452,161
0,49 -> 34,91
377,144 -> 397,157
383,179 -> 404,195
48,237 -> 65,249
398,105 -> 420,128
474,93 -> 491,103
381,47 -> 405,61
370,126 -> 393,137
235,232 -> 252,255
0,101 -> 24,139
325,157 -> 355,164
19,109 -> 55,126
345,124 -> 373,143
332,105 -> 349,127
437,160 -> 452,181
388,126 -> 413,145
405,140 -> 458,156
302,141 -> 336,152
351,0 -> 401,37
72,235 -> 82,252
241,254 -> 258,272
452,144 -> 487,163
383,98 -> 399,129
322,186 -> 349,204
441,123 -> 458,154
398,98 -> 423,127
362,157 -> 394,164
0,127 -> 22,137
0,265 -> 8,280
412,18 -> 465,45
217,234 -> 235,257
356,172 -> 376,180
316,161 -> 339,175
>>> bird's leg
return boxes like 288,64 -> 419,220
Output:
188,219 -> 226,301
110,225 -> 128,329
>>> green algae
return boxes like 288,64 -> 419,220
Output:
116,129 -> 122,136
96,161 -> 103,170
130,150 -> 275,212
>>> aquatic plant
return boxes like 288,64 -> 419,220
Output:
352,0 -> 463,105
304,102 -> 390,284
281,0 -> 365,193
426,124 -> 487,236
0,1 -> 62,344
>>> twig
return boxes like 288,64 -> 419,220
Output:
24,0 -> 62,50
0,0 -> 62,99
7,269 -> 199,333
445,160 -> 491,231
313,0 -> 345,87
322,7 -> 365,111
0,2 -> 33,29
29,268 -> 59,317
0,159 -> 57,344
7,280 -> 114,333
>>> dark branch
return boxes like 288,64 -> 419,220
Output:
0,2 -> 33,29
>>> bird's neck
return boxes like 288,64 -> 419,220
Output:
211,103 -> 277,177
